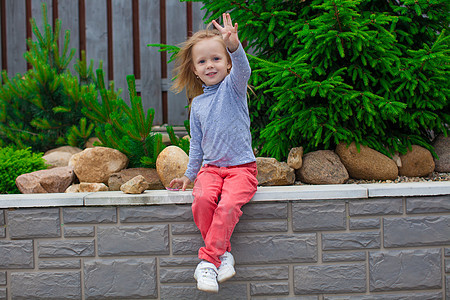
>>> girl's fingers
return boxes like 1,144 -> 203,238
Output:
213,13 -> 237,41
222,13 -> 232,28
212,19 -> 223,31
169,179 -> 177,188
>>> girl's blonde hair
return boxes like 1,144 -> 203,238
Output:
171,28 -> 232,99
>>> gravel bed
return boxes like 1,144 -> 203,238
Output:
346,172 -> 450,184
347,171 -> 450,184
295,172 -> 450,185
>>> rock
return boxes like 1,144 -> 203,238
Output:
44,146 -> 83,156
79,182 -> 109,192
42,151 -> 74,168
120,175 -> 149,194
156,146 -> 193,188
85,137 -> 101,148
391,152 -> 402,167
108,168 -> 164,191
182,135 -> 191,141
65,183 -> 109,193
296,150 -> 348,184
43,146 -> 82,168
65,184 -> 80,193
256,157 -> 295,186
287,147 -> 303,170
68,153 -> 80,168
162,133 -> 171,145
16,166 -> 75,194
70,147 -> 129,184
433,134 -> 450,172
336,142 -> 398,180
398,145 -> 435,177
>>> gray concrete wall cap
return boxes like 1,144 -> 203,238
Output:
0,182 -> 448,208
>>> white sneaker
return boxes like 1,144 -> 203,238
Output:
194,260 -> 219,293
217,251 -> 236,283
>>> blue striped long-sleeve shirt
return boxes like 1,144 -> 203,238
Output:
184,43 -> 256,182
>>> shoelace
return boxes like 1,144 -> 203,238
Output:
220,254 -> 231,266
221,259 -> 230,266
201,267 -> 217,278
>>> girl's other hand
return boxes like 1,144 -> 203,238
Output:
168,175 -> 191,191
212,13 -> 239,52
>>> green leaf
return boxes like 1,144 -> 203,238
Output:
268,33 -> 275,47
268,17 -> 276,33
414,4 -> 422,16
52,106 -> 71,113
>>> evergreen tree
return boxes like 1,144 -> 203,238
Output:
74,69 -> 166,168
0,3 -> 95,152
166,120 -> 191,155
0,3 -> 176,167
189,0 -> 449,161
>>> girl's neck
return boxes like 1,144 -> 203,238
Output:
202,82 -> 221,93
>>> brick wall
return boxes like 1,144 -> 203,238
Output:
0,183 -> 449,299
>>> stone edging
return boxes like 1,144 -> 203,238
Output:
1,181 -> 449,209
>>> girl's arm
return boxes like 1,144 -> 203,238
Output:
183,107 -> 203,182
227,43 -> 251,98
169,108 -> 202,191
214,13 -> 251,97
212,13 -> 239,53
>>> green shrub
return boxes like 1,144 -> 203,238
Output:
166,120 -> 191,155
0,3 -> 182,166
0,147 -> 48,194
187,0 -> 449,161
72,69 -> 167,168
0,3 -> 95,152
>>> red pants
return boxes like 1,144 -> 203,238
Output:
192,162 -> 258,268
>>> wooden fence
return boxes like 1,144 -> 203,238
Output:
0,0 -> 206,125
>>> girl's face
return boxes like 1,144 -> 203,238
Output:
192,38 -> 231,86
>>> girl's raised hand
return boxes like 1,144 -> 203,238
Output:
212,13 -> 239,52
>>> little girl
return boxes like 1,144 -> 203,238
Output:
169,13 -> 258,293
